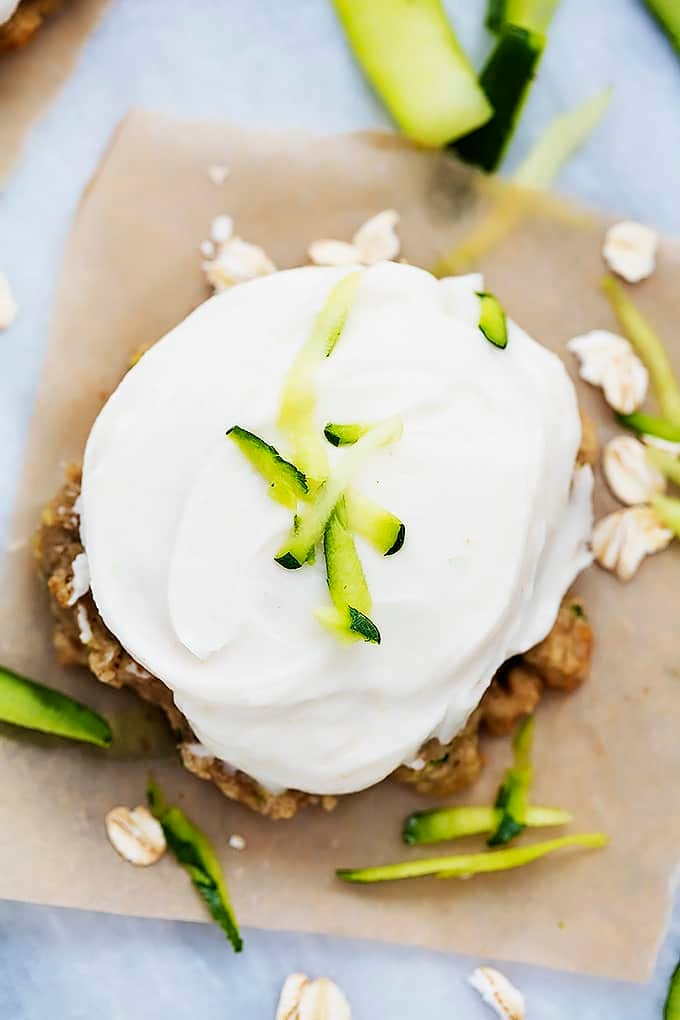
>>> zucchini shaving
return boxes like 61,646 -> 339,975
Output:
477,291 -> 508,349
617,411 -> 680,444
602,276 -> 680,426
665,960 -> 680,1020
646,446 -> 680,487
324,422 -> 372,447
454,25 -> 546,173
147,781 -> 242,952
278,271 -> 361,484
487,0 -> 560,32
317,502 -> 380,644
226,426 -> 308,509
0,664 -> 112,748
403,804 -> 571,846
651,495 -> 680,538
435,88 -> 612,276
344,489 -> 405,556
645,0 -> 680,54
275,417 -> 403,569
337,832 -> 607,883
488,715 -> 533,845
332,0 -> 492,147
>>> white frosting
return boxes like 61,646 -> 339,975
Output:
81,263 -> 592,796
0,0 -> 19,26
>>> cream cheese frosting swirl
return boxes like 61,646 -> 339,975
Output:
81,263 -> 592,795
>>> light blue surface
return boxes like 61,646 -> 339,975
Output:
1,0 -> 679,1015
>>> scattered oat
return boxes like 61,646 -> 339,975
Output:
603,435 -> 666,505
603,220 -> 658,283
208,164 -> 230,186
210,214 -> 234,245
228,833 -> 246,851
469,967 -> 525,1020
200,239 -> 216,259
204,236 -> 276,292
105,805 -> 166,866
592,505 -> 672,581
308,239 -> 359,268
0,272 -> 17,329
275,974 -> 351,1020
76,603 -> 93,645
66,552 -> 90,606
307,209 -> 400,268
567,329 -> 648,414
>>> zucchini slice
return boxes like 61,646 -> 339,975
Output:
0,664 -> 112,748
275,417 -> 403,569
316,505 -> 381,644
344,489 -> 405,556
602,276 -> 680,426
477,291 -> 508,348
487,0 -> 560,33
323,422 -> 372,447
454,25 -> 545,172
336,832 -> 607,883
403,804 -> 571,846
332,0 -> 492,147
147,781 -> 242,952
278,271 -> 362,484
226,426 -> 308,510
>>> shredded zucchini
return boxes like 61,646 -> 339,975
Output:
652,495 -> 680,537
278,271 -> 361,484
645,0 -> 680,54
317,502 -> 381,644
602,276 -> 680,426
665,960 -> 680,1020
337,833 -> 607,883
488,715 -> 534,845
332,0 -> 492,147
454,25 -> 546,173
617,411 -> 680,444
324,422 -> 373,447
344,489 -> 405,556
487,0 -> 560,32
147,781 -> 242,952
226,426 -> 308,509
646,446 -> 680,486
403,804 -> 571,845
275,417 -> 403,569
477,291 -> 508,348
435,87 -> 612,276
0,664 -> 112,748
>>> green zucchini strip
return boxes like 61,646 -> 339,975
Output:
226,426 -> 308,510
275,417 -> 403,569
488,714 -> 534,845
477,291 -> 508,349
645,0 -> 680,54
435,88 -> 611,276
324,422 -> 373,447
665,960 -> 680,1020
487,0 -> 560,33
454,25 -> 546,173
403,804 -> 571,846
617,411 -> 680,444
317,503 -> 381,644
602,276 -> 680,426
344,490 -> 405,556
336,833 -> 607,883
0,664 -> 112,748
332,0 -> 492,147
278,271 -> 361,485
646,446 -> 680,486
147,781 -> 242,953
652,495 -> 680,538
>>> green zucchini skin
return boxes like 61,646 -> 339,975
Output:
487,0 -> 560,33
320,507 -> 381,644
476,291 -> 508,349
226,426 -> 308,510
453,25 -> 545,172
645,0 -> 680,54
665,961 -> 680,1020
323,422 -> 371,447
617,411 -> 680,443
0,664 -> 112,747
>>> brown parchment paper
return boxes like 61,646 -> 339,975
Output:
0,0 -> 109,184
2,110 -> 680,982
